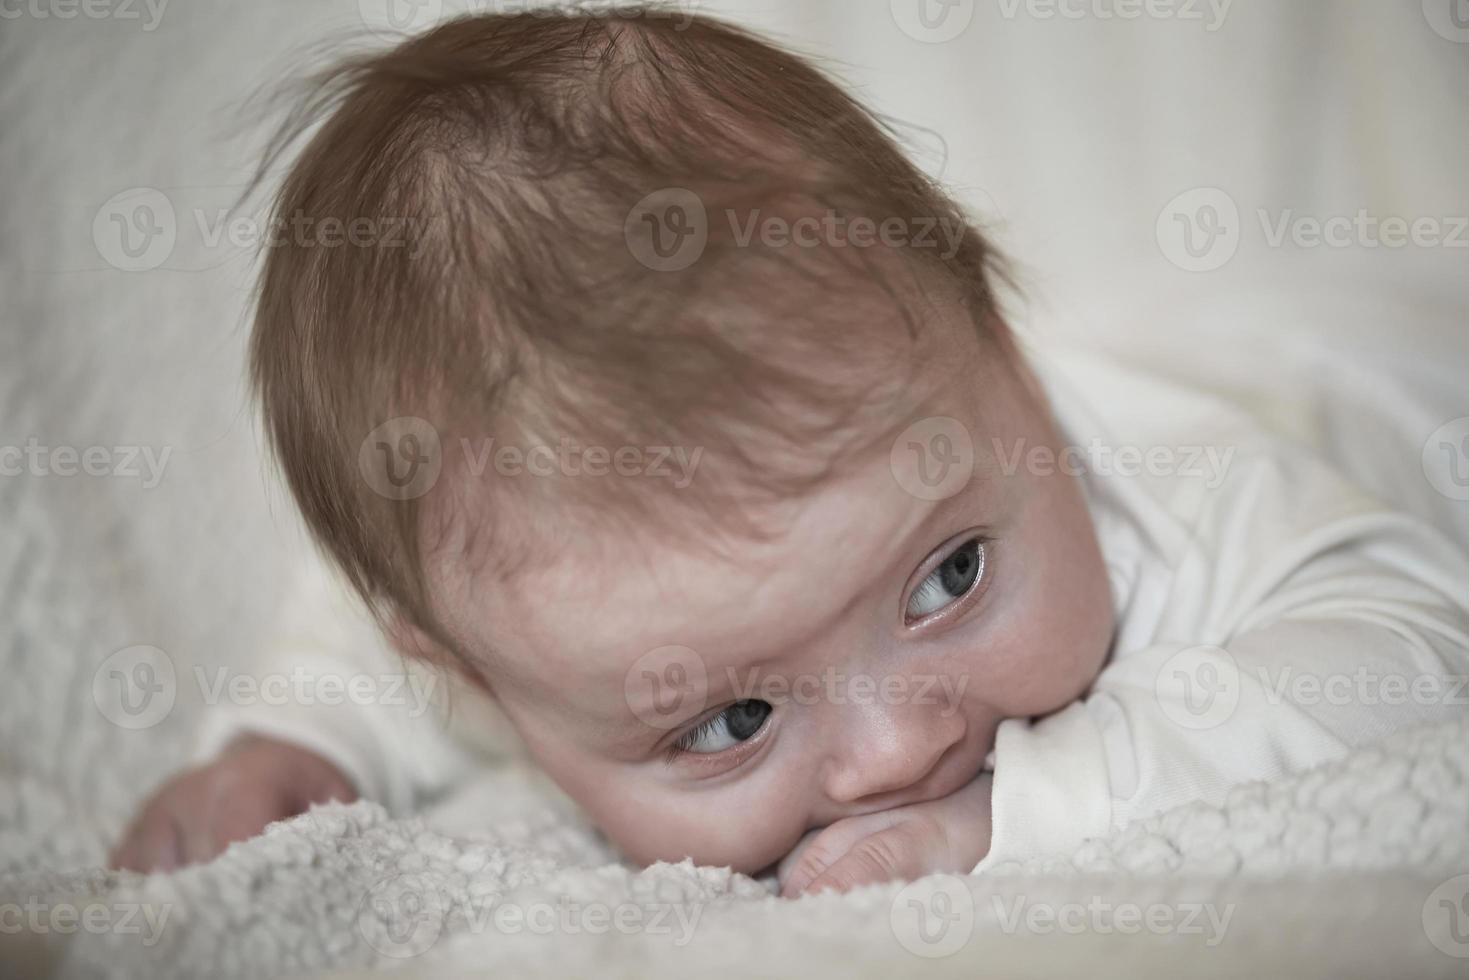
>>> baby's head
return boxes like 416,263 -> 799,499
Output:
251,9 -> 1112,874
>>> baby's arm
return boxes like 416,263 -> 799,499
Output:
777,773 -> 993,897
109,733 -> 358,872
111,558 -> 490,871
983,454 -> 1469,869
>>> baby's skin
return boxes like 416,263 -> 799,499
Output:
110,735 -> 356,874
114,316 -> 1115,894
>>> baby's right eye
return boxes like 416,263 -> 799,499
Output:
672,700 -> 772,755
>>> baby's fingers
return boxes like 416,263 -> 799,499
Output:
779,817 -> 896,898
798,821 -> 937,897
109,808 -> 184,874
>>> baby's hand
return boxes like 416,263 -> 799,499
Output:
777,773 -> 993,898
108,735 -> 357,873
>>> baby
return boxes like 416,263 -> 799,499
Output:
112,9 -> 1469,895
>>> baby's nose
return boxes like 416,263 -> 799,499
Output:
818,693 -> 967,805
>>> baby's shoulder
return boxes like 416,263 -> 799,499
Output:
1038,344 -> 1468,642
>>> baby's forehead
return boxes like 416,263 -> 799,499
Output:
470,448 -> 918,602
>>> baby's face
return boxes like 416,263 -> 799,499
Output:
431,330 -> 1113,874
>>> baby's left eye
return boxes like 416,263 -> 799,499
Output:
905,538 -> 985,622
673,700 -> 772,755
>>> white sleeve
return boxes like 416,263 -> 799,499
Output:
192,557 -> 512,815
977,455 -> 1469,871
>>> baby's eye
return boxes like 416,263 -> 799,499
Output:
905,538 -> 985,622
673,700 -> 772,755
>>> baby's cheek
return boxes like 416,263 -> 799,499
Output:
594,784 -> 805,874
965,603 -> 1104,720
983,489 -> 1113,713
505,715 -> 811,872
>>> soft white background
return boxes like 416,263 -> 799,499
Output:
1,0 -> 1466,854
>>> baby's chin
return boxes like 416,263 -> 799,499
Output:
599,796 -> 829,877
612,824 -> 806,878
749,857 -> 785,887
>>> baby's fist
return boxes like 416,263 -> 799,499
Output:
109,735 -> 357,873
778,773 -> 992,898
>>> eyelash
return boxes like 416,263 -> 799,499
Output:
663,708 -> 771,766
903,535 -> 990,626
668,713 -> 724,760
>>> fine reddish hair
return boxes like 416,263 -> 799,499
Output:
249,7 -> 1010,659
